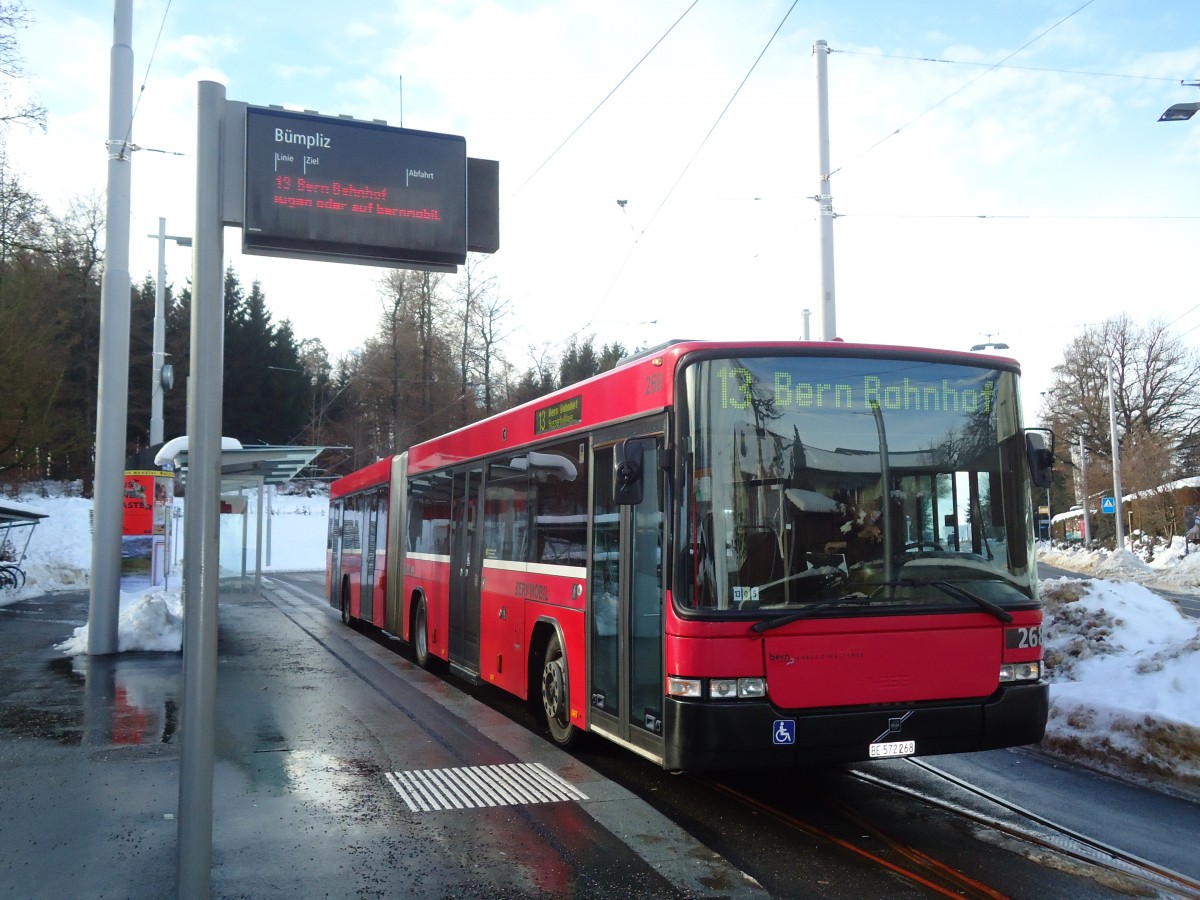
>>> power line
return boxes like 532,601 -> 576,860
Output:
831,0 -> 1099,177
833,49 -> 1187,85
513,0 -> 701,196
119,0 -> 174,161
1169,302 -> 1200,330
637,0 -> 800,241
571,0 -> 800,345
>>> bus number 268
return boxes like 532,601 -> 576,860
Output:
1006,625 -> 1041,649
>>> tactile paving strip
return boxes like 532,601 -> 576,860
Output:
384,762 -> 588,812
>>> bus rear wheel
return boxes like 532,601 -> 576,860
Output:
541,632 -> 579,748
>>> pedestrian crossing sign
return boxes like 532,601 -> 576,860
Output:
1101,496 -> 1116,514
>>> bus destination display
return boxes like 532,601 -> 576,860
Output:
243,106 -> 468,267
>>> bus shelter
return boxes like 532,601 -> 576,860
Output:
155,439 -> 329,591
0,498 -> 49,587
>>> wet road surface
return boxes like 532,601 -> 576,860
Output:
0,583 -> 760,899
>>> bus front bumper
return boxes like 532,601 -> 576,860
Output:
661,682 -> 1048,771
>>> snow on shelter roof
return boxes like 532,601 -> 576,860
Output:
0,498 -> 50,524
155,437 -> 328,489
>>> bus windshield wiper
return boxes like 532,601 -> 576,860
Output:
750,594 -> 872,634
925,580 -> 1013,623
749,579 -> 1014,633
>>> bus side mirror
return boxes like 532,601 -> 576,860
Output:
614,439 -> 644,506
1025,428 -> 1055,490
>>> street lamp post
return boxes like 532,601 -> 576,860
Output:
1159,81 -> 1200,121
1107,359 -> 1127,551
1079,435 -> 1091,546
148,218 -> 192,445
970,333 -> 1009,352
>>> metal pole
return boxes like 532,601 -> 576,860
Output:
151,218 -> 167,445
265,482 -> 273,569
801,308 -> 811,341
256,478 -> 265,592
177,79 -> 226,900
87,0 -> 134,656
1107,359 -> 1126,550
149,220 -> 190,445
1079,435 -> 1090,546
814,39 -> 836,340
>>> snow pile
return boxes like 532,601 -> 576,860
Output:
1,485 -> 327,609
54,589 -> 184,655
1040,537 -> 1200,592
1040,576 -> 1200,795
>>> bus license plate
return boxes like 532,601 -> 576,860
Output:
869,739 -> 915,759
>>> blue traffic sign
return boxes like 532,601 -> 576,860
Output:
1101,496 -> 1116,514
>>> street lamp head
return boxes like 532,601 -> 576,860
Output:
1158,101 -> 1200,122
970,341 -> 1010,351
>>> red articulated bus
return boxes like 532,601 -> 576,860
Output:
327,340 -> 1053,770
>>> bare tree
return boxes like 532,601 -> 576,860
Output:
1121,429 -> 1178,547
474,293 -> 512,414
1043,314 -> 1200,472
0,3 -> 46,131
450,255 -> 495,423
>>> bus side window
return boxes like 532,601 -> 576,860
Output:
484,458 -> 530,562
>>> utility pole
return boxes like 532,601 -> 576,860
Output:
87,0 -> 133,656
814,39 -> 836,340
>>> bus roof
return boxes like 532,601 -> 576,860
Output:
329,455 -> 395,499
404,339 -> 1021,474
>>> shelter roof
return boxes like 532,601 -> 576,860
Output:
0,498 -> 50,525
154,437 -> 328,490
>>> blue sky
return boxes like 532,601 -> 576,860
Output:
6,1 -> 1200,417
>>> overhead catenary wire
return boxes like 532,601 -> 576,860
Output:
568,0 -> 801,343
118,0 -> 174,161
834,49 -> 1189,85
829,0 -> 1099,177
513,0 -> 701,196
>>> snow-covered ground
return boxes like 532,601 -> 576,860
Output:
2,484 -> 1198,798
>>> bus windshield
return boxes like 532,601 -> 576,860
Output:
679,354 -> 1037,617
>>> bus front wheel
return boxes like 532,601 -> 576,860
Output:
414,597 -> 433,670
541,632 -> 579,748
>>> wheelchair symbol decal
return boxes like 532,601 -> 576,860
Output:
773,719 -> 796,745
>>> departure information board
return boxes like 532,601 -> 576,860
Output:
243,106 -> 467,267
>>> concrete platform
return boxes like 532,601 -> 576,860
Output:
0,579 -> 765,899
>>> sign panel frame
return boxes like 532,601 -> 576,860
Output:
242,105 -> 468,268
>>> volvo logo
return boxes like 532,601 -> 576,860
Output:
873,710 -> 914,744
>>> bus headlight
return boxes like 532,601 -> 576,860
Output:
707,677 -> 767,700
710,678 -> 740,699
999,661 -> 1042,682
670,677 -> 768,699
737,677 -> 766,698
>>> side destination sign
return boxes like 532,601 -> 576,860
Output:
534,395 -> 583,435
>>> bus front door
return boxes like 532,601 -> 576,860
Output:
588,435 -> 664,760
448,467 -> 483,674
